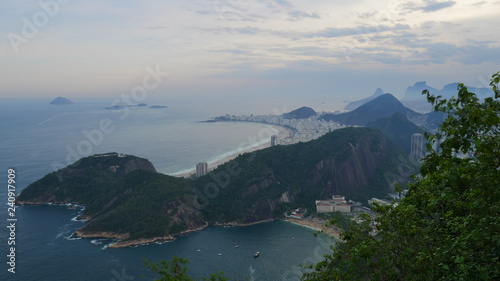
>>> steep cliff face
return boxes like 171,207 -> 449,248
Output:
197,127 -> 419,223
366,112 -> 423,154
17,128 -> 418,246
306,134 -> 417,203
309,136 -> 386,197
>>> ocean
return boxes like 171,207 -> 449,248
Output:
0,98 -> 338,281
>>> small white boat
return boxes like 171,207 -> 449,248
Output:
254,251 -> 260,258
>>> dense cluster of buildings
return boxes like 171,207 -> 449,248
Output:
213,114 -> 345,144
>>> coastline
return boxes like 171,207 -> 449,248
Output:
76,220 -> 281,248
76,223 -> 210,248
214,218 -> 276,227
173,124 -> 292,178
283,217 -> 342,240
108,222 -> 210,248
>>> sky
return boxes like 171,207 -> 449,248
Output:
0,0 -> 499,103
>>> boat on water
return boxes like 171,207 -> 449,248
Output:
254,251 -> 260,258
235,245 -> 240,248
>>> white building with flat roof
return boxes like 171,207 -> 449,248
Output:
316,195 -> 351,213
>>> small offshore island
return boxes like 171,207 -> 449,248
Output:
16,125 -> 419,248
50,96 -> 74,105
106,103 -> 168,110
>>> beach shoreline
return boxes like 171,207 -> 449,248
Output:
173,124 -> 292,178
283,217 -> 342,240
81,220 -> 279,248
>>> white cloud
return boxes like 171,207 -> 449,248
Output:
0,0 -> 499,99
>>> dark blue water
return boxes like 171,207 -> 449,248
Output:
0,99 -> 336,280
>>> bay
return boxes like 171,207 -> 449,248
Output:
0,99 -> 336,281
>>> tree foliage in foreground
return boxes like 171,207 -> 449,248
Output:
303,72 -> 500,280
143,257 -> 228,281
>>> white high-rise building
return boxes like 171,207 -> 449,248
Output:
271,135 -> 279,146
196,162 -> 208,177
410,133 -> 425,160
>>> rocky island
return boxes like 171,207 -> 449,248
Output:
106,104 -> 167,110
50,97 -> 74,105
17,128 -> 419,248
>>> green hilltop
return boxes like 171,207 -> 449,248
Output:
17,128 -> 418,246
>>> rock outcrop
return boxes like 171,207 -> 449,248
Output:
50,97 -> 74,105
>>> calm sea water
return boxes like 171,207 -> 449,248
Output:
0,99 -> 336,281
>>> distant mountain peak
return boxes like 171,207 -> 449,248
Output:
50,97 -> 74,105
403,81 -> 438,101
366,112 -> 422,154
414,81 -> 428,87
373,88 -> 384,95
364,93 -> 403,107
283,106 -> 317,119
401,81 -> 494,112
344,88 -> 385,111
322,93 -> 418,126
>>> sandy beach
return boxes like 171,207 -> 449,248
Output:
174,124 -> 292,178
284,217 -> 342,240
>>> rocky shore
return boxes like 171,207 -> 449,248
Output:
74,222 -> 211,248
73,220 -> 286,248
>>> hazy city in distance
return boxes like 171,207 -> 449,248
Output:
1,1 -> 499,280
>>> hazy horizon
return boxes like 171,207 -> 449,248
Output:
1,1 -> 499,101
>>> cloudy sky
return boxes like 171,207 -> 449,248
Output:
1,0 -> 499,102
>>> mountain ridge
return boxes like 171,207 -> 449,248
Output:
321,93 -> 444,131
344,88 -> 385,111
17,128 -> 418,247
402,81 -> 495,112
366,112 -> 423,154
